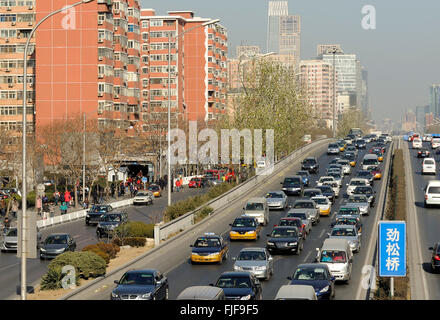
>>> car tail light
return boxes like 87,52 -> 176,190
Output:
425,195 -> 428,200
434,255 -> 440,261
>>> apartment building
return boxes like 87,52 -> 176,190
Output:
140,9 -> 227,132
0,0 -> 36,137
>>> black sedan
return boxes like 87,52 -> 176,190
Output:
266,226 -> 303,255
356,170 -> 374,186
352,186 -> 376,207
85,204 -> 113,226
212,271 -> 262,300
418,149 -> 431,158
40,233 -> 76,260
429,243 -> 440,272
287,263 -> 335,300
111,269 -> 169,300
301,157 -> 319,174
355,139 -> 367,149
96,212 -> 128,238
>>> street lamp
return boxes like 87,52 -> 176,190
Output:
166,18 -> 220,206
328,46 -> 342,138
21,0 -> 95,301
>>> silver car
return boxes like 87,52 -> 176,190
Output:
327,225 -> 361,253
233,247 -> 274,280
265,191 -> 288,210
327,172 -> 343,187
344,195 -> 370,216
286,211 -> 312,235
0,227 -> 41,252
290,199 -> 320,225
133,191 -> 154,205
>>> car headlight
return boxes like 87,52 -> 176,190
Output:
56,248 -> 66,253
230,231 -> 237,235
255,266 -> 267,271
111,292 -> 119,298
319,286 -> 329,293
233,265 -> 241,270
40,248 -> 46,252
86,214 -> 90,218
288,242 -> 297,246
240,294 -> 251,300
246,230 -> 256,234
267,241 -> 274,246
141,292 -> 152,299
209,252 -> 220,256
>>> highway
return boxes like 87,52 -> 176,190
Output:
0,186 -> 209,300
405,140 -> 440,300
65,139 -> 392,300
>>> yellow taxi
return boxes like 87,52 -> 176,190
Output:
229,216 -> 261,240
190,233 -> 228,264
148,184 -> 161,197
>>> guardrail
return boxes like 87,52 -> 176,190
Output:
36,198 -> 133,229
154,138 -> 332,245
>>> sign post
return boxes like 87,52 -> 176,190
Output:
378,221 -> 406,298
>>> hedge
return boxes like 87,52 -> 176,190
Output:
112,237 -> 146,247
114,221 -> 154,238
82,242 -> 120,264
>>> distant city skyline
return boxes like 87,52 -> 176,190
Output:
142,0 -> 440,125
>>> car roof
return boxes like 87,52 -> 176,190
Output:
322,238 -> 350,251
296,263 -> 330,270
247,197 -> 266,202
332,224 -> 356,229
275,285 -> 316,299
220,271 -> 252,277
176,286 -> 223,300
125,269 -> 157,274
239,247 -> 266,252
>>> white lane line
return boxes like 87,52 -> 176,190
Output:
318,229 -> 326,239
303,251 -> 312,263
0,262 -> 19,273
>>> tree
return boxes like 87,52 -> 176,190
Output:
336,107 -> 370,137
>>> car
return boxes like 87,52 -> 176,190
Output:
323,181 -> 341,198
287,263 -> 336,300
329,157 -> 341,165
212,271 -> 262,300
356,170 -> 374,186
327,225 -> 361,253
331,215 -> 363,234
344,137 -> 353,145
355,139 -> 367,149
290,199 -> 320,225
370,166 -> 382,180
327,143 -> 340,155
266,226 -> 303,255
336,206 -> 362,220
370,147 -> 384,162
412,138 -> 422,149
352,185 -> 376,207
274,284 -> 317,300
85,204 -> 113,226
0,227 -> 41,252
346,178 -> 368,196
232,247 -> 274,280
327,171 -> 343,187
343,152 -> 357,167
243,197 -> 269,226
148,184 -> 162,197
96,212 -> 128,238
432,138 -> 440,149
111,269 -> 169,300
265,191 -> 288,210
280,176 -> 303,196
296,170 -> 311,187
229,216 -> 261,241
362,154 -> 379,170
428,242 -> 440,272
301,157 -> 319,174
316,176 -> 336,187
424,180 -> 440,207
311,196 -> 331,216
417,148 -> 431,158
344,195 -> 370,216
422,157 -> 436,175
336,141 -> 346,152
176,286 -> 225,300
315,185 -> 335,203
302,188 -> 323,199
336,160 -> 351,175
190,233 -> 228,264
362,135 -> 372,143
132,191 -> 154,206
188,177 -> 205,188
345,145 -> 358,156
326,164 -> 343,175
373,143 -> 386,154
315,239 -> 353,283
277,217 -> 307,239
40,233 -> 76,260
206,177 -> 222,186
286,211 -> 312,235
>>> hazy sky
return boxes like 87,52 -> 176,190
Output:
141,0 -> 440,124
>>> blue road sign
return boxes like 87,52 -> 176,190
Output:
379,221 -> 406,277
142,177 -> 148,183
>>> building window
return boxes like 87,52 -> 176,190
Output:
150,19 -> 163,27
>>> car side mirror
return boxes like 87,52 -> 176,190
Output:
114,280 -> 119,285
266,234 -> 270,237
229,224 -> 232,226
189,245 -> 193,247
429,247 -> 434,250
209,283 -> 214,287
326,233 -> 330,237
286,276 -> 292,280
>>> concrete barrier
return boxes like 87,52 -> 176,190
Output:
155,138 -> 331,244
36,198 -> 133,229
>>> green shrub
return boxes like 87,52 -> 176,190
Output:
40,266 -> 80,291
47,251 -> 106,280
82,245 -> 110,264
112,237 -> 146,247
194,206 -> 214,223
114,222 -> 154,238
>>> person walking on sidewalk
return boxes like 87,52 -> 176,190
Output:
36,196 -> 42,216
11,198 -> 18,219
53,190 -> 60,206
60,202 -> 68,215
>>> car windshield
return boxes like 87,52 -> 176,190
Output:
348,196 -> 367,203
311,198 -> 327,205
336,219 -> 358,227
320,177 -> 333,182
328,173 -> 341,179
293,267 -> 328,281
354,187 -> 372,194
287,213 -> 307,220
284,178 -> 301,184
237,251 -> 266,261
357,140 -> 365,144
136,192 -> 149,197
119,273 -> 154,286
266,193 -> 283,198
5,228 -> 17,237
331,227 -> 356,237
351,180 -> 366,186
216,276 -> 251,289
246,203 -> 264,211
194,238 -> 221,247
45,235 -> 68,245
363,159 -> 378,165
357,171 -> 371,177
338,208 -> 359,215
294,202 -> 314,209
320,250 -> 347,263
425,160 -> 435,165
279,219 -> 301,227
329,144 -> 338,148
303,159 -> 316,164
297,171 -> 308,177
318,186 -> 332,193
270,228 -> 298,238
90,206 -> 108,213
100,214 -> 121,222
149,186 -> 159,191
232,218 -> 256,228
304,191 -> 320,197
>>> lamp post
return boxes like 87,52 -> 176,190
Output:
21,0 -> 95,300
166,18 -> 220,206
328,46 -> 341,138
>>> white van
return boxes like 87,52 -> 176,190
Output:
422,158 -> 436,175
432,138 -> 440,149
362,154 -> 379,170
315,238 -> 353,283
412,138 -> 422,149
424,180 -> 440,207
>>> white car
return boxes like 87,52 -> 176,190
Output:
133,191 -> 154,205
316,176 -> 336,187
337,160 -> 351,175
432,138 -> 440,149
424,180 -> 440,207
412,138 -> 422,149
422,157 -> 436,175
346,178 -> 368,196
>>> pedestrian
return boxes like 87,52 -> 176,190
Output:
60,202 -> 68,215
11,198 -> 18,219
36,196 -> 42,216
0,199 -> 5,218
3,216 -> 10,229
53,190 -> 60,206
64,190 -> 71,207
